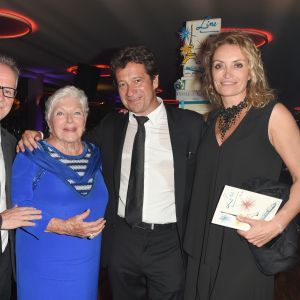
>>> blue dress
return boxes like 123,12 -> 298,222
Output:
12,141 -> 108,300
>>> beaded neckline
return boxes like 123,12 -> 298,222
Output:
218,98 -> 249,141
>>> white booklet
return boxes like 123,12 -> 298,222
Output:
212,185 -> 282,231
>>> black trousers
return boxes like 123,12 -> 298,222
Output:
0,244 -> 12,300
107,217 -> 185,300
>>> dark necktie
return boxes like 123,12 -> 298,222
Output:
125,115 -> 149,226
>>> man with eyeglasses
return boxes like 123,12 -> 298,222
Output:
0,55 -> 42,300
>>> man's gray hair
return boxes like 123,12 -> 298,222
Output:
0,55 -> 20,86
45,85 -> 89,123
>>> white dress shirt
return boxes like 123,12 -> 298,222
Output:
118,99 -> 176,224
0,130 -> 8,253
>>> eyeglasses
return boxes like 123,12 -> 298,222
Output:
0,86 -> 17,98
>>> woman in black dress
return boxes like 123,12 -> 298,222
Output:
184,31 -> 300,300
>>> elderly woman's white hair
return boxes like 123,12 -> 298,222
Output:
45,85 -> 89,123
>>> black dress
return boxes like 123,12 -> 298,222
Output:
184,101 -> 283,300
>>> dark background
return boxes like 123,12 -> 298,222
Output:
0,0 -> 299,107
1,1 -> 300,299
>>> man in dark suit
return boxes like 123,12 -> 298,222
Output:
18,46 -> 204,300
87,46 -> 204,300
0,55 -> 42,300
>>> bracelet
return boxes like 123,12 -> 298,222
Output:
276,222 -> 284,234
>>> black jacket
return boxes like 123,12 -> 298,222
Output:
85,104 -> 204,265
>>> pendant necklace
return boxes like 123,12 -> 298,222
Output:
218,98 -> 248,141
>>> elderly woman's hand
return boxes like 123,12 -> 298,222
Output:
64,209 -> 106,238
236,216 -> 283,247
47,209 -> 106,238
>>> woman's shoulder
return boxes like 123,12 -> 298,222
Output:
271,102 -> 290,114
13,148 -> 39,173
84,142 -> 102,165
256,101 -> 293,127
14,141 -> 53,171
269,102 -> 296,127
250,100 -> 279,120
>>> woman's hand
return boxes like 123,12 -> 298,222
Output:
237,216 -> 283,247
46,209 -> 106,238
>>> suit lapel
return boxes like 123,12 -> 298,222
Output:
113,115 -> 129,197
165,106 -> 186,224
1,128 -> 13,209
1,128 -> 16,277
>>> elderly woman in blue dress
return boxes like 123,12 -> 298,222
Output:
12,86 -> 108,300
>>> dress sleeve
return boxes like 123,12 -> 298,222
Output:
12,153 -> 52,239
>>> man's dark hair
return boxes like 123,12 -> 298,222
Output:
110,46 -> 159,81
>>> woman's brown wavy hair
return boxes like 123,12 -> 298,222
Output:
199,31 -> 275,108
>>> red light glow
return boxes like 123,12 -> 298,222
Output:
156,88 -> 164,94
66,64 -> 111,78
0,9 -> 37,38
66,66 -> 79,75
163,99 -> 179,105
94,64 -> 110,69
222,27 -> 273,47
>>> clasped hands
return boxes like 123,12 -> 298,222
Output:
237,216 -> 283,247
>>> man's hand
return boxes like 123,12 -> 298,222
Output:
1,207 -> 42,229
47,209 -> 106,238
117,108 -> 128,114
17,130 -> 42,152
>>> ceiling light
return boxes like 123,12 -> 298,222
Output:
222,27 -> 273,47
0,9 -> 37,38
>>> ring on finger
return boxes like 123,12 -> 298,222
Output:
88,233 -> 95,240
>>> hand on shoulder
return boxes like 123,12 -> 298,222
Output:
16,130 -> 42,152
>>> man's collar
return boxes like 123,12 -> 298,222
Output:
129,97 -> 165,125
